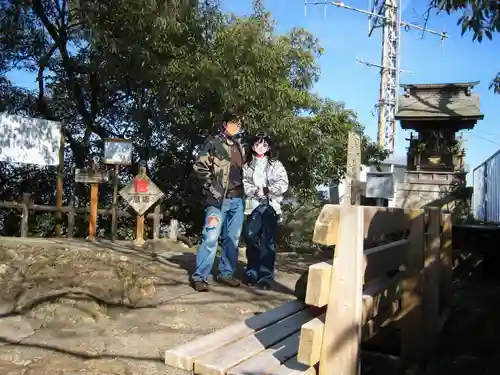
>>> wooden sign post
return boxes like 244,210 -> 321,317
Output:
89,177 -> 99,240
74,159 -> 111,241
119,161 -> 164,246
103,138 -> 133,241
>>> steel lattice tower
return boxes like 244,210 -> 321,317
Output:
304,0 -> 447,153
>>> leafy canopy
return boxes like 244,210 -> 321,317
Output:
0,0 -> 386,237
430,0 -> 500,91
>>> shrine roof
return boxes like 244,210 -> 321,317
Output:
396,81 -> 484,122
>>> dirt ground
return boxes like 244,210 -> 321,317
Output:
1,237 -> 499,375
0,237 -> 321,375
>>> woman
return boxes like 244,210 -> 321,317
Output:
242,133 -> 289,289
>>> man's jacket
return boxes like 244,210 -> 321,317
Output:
193,134 -> 246,207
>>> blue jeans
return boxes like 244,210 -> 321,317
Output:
191,197 -> 244,282
244,203 -> 278,282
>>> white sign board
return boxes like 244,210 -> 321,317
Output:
366,172 -> 395,199
104,138 -> 133,165
0,113 -> 61,166
119,176 -> 164,216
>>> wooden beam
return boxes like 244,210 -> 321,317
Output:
421,207 -> 441,361
400,208 -> 425,368
312,204 -> 340,246
296,317 -> 324,366
164,300 -> 307,371
305,261 -> 332,307
319,205 -> 364,375
313,205 -> 412,247
304,241 -> 408,308
194,307 -> 323,375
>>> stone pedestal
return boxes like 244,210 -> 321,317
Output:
395,171 -> 466,209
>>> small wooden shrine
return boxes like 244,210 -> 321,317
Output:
394,82 -> 484,209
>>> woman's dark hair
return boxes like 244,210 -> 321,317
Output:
246,132 -> 279,163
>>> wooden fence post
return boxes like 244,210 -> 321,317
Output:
20,193 -> 31,237
319,205 -> 364,375
153,204 -> 161,240
67,193 -> 75,238
169,218 -> 179,242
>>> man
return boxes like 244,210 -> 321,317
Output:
190,109 -> 246,292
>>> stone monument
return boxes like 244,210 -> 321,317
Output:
394,82 -> 483,209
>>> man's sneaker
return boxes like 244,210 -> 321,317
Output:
216,275 -> 241,287
190,279 -> 209,292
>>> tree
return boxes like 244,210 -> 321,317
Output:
0,0 -> 385,239
429,0 -> 500,91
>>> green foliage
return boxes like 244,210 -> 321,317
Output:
0,0 -> 385,240
430,0 -> 500,91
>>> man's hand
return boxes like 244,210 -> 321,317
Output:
209,186 -> 223,200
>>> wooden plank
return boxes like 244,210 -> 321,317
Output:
274,357 -> 316,375
363,206 -> 410,243
164,300 -> 307,370
400,208 -> 425,368
194,307 -> 321,375
364,239 -> 409,282
421,208 -> 441,361
304,241 -> 407,308
305,261 -> 332,307
227,332 -> 300,375
313,205 -> 411,247
319,205 -> 364,375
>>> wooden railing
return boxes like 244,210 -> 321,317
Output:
296,204 -> 452,374
0,192 -> 175,242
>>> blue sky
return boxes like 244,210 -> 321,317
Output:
220,0 -> 500,180
7,0 -> 500,181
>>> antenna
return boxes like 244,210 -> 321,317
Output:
304,0 -> 448,153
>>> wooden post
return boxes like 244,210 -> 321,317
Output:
153,204 -> 161,240
169,218 -> 179,242
88,183 -> 99,240
134,165 -> 147,246
400,208 -> 425,369
440,213 -> 453,314
345,131 -> 362,205
136,214 -> 145,245
319,205 -> 364,375
67,192 -> 75,238
20,193 -> 31,237
55,130 -> 65,237
111,164 -> 120,241
421,207 -> 441,361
